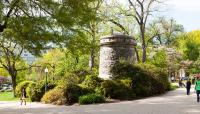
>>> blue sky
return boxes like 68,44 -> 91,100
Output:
119,0 -> 200,31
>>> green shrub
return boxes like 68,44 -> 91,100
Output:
57,73 -> 79,86
137,63 -> 170,91
16,81 -> 34,97
72,70 -> 90,83
111,62 -> 169,97
62,84 -> 82,104
79,84 -> 94,95
81,75 -> 102,90
100,80 -> 136,100
79,94 -> 105,104
27,80 -> 56,102
41,87 -> 66,105
26,82 -> 36,101
120,79 -> 132,88
42,83 -> 83,105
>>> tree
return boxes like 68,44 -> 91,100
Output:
0,0 -> 98,96
0,0 -> 98,56
99,1 -> 140,62
127,0 -> 162,62
0,0 -> 20,33
146,17 -> 184,46
176,30 -> 200,61
0,0 -> 97,34
0,35 -> 28,96
83,0 -> 103,71
149,49 -> 167,68
191,57 -> 200,74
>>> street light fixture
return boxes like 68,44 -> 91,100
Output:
44,67 -> 48,93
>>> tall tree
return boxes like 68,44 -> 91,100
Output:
176,30 -> 200,61
99,1 -> 140,62
0,35 -> 27,96
127,0 -> 162,62
85,0 -> 103,71
147,17 -> 184,46
0,0 -> 98,95
0,0 -> 20,33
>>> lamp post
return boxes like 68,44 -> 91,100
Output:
44,67 -> 48,93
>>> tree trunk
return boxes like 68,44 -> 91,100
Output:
89,49 -> 95,71
134,47 -> 140,62
10,70 -> 17,97
141,25 -> 147,63
142,45 -> 146,63
89,23 -> 96,71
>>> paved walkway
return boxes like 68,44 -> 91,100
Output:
0,87 -> 200,114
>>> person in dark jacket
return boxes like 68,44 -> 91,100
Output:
186,79 -> 191,95
20,87 -> 27,105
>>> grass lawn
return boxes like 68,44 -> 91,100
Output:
0,92 -> 19,101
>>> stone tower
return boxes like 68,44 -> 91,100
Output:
99,34 -> 137,79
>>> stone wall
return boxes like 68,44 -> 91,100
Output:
99,34 -> 136,79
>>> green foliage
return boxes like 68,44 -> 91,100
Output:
147,17 -> 184,45
190,57 -> 200,74
81,75 -> 102,90
55,53 -> 90,76
137,63 -> 170,91
58,84 -> 82,105
1,0 -> 99,55
57,73 -> 80,85
41,87 -> 66,105
176,30 -> 200,61
15,81 -> 34,97
42,84 -> 103,105
33,49 -> 91,81
149,49 -> 167,68
26,82 -> 36,101
111,62 -> 170,97
110,61 -> 138,80
79,94 -> 105,104
100,80 -> 136,100
184,41 -> 200,61
0,69 -> 9,77
72,70 -> 90,83
16,70 -> 27,84
27,80 -> 56,102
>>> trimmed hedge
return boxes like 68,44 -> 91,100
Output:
79,94 -> 105,104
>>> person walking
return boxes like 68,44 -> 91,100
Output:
195,77 -> 200,102
186,79 -> 191,95
20,87 -> 27,105
179,79 -> 185,88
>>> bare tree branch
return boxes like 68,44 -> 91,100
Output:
108,19 -> 129,35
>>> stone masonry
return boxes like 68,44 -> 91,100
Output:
99,34 -> 136,79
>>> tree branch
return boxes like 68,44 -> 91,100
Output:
108,19 -> 129,35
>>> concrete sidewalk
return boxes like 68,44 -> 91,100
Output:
0,87 -> 199,114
